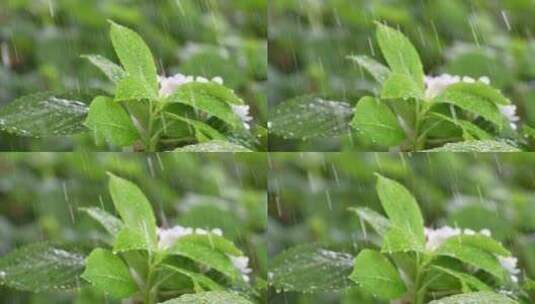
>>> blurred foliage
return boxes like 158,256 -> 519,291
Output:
0,152 -> 267,303
269,0 -> 535,151
268,153 -> 535,303
0,0 -> 267,151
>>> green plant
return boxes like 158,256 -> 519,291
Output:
270,174 -> 533,304
270,23 -> 533,152
0,21 -> 263,152
0,173 -> 258,304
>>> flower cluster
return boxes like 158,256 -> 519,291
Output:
424,226 -> 520,283
424,74 -> 519,130
157,73 -> 253,129
156,225 -> 252,282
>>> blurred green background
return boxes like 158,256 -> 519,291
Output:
269,0 -> 535,151
0,152 -> 267,303
268,153 -> 535,303
0,0 -> 267,151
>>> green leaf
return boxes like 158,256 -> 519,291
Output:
174,141 -> 252,152
270,244 -> 354,292
349,249 -> 406,300
162,264 -> 223,291
79,207 -> 123,236
348,207 -> 390,236
163,112 -> 227,141
270,95 -> 353,140
427,292 -> 517,304
381,73 -> 424,100
167,240 -> 238,281
0,91 -> 92,137
81,249 -> 137,298
85,96 -> 139,147
375,174 -> 425,252
346,55 -> 391,84
432,266 -> 492,292
427,140 -> 521,152
435,83 -> 507,129
109,21 -> 158,99
173,234 -> 243,257
352,96 -> 405,146
166,82 -> 244,129
108,173 -> 157,250
436,240 -> 506,280
113,227 -> 150,253
159,291 -> 253,304
440,235 -> 511,256
376,23 -> 424,92
82,54 -> 126,83
430,113 -> 491,140
0,243 -> 85,292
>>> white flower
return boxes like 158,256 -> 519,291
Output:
424,226 -> 462,251
229,255 -> 252,282
498,105 -> 519,130
498,256 -> 520,283
157,225 -> 224,249
157,225 -> 194,249
424,74 -> 461,100
231,104 -> 253,130
157,73 -> 225,98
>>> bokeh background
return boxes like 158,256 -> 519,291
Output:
269,0 -> 535,151
0,0 -> 267,151
268,153 -> 535,303
0,153 -> 267,303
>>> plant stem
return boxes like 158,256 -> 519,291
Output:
413,254 -> 427,304
144,256 -> 156,304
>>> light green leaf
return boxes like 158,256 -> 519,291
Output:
376,23 -> 424,92
85,96 -> 139,147
162,264 -> 223,291
159,291 -> 253,304
349,249 -> 406,300
167,240 -> 238,281
166,82 -> 244,128
435,83 -> 507,129
113,227 -> 150,253
432,266 -> 491,292
81,249 -> 137,298
427,140 -> 521,152
0,243 -> 85,292
270,95 -> 353,140
352,96 -> 405,146
174,141 -> 252,152
436,241 -> 506,280
270,244 -> 354,292
0,91 -> 92,137
109,21 -> 158,99
346,55 -> 391,83
79,207 -> 123,236
348,207 -> 390,236
115,75 -> 157,101
108,173 -> 157,250
427,292 -> 517,304
381,73 -> 424,100
82,54 -> 126,83
375,174 -> 425,252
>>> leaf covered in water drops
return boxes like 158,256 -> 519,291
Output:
0,242 -> 86,292
0,91 -> 98,137
426,140 -> 521,152
159,291 -> 253,304
270,95 -> 353,140
269,244 -> 354,293
427,291 -> 518,304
